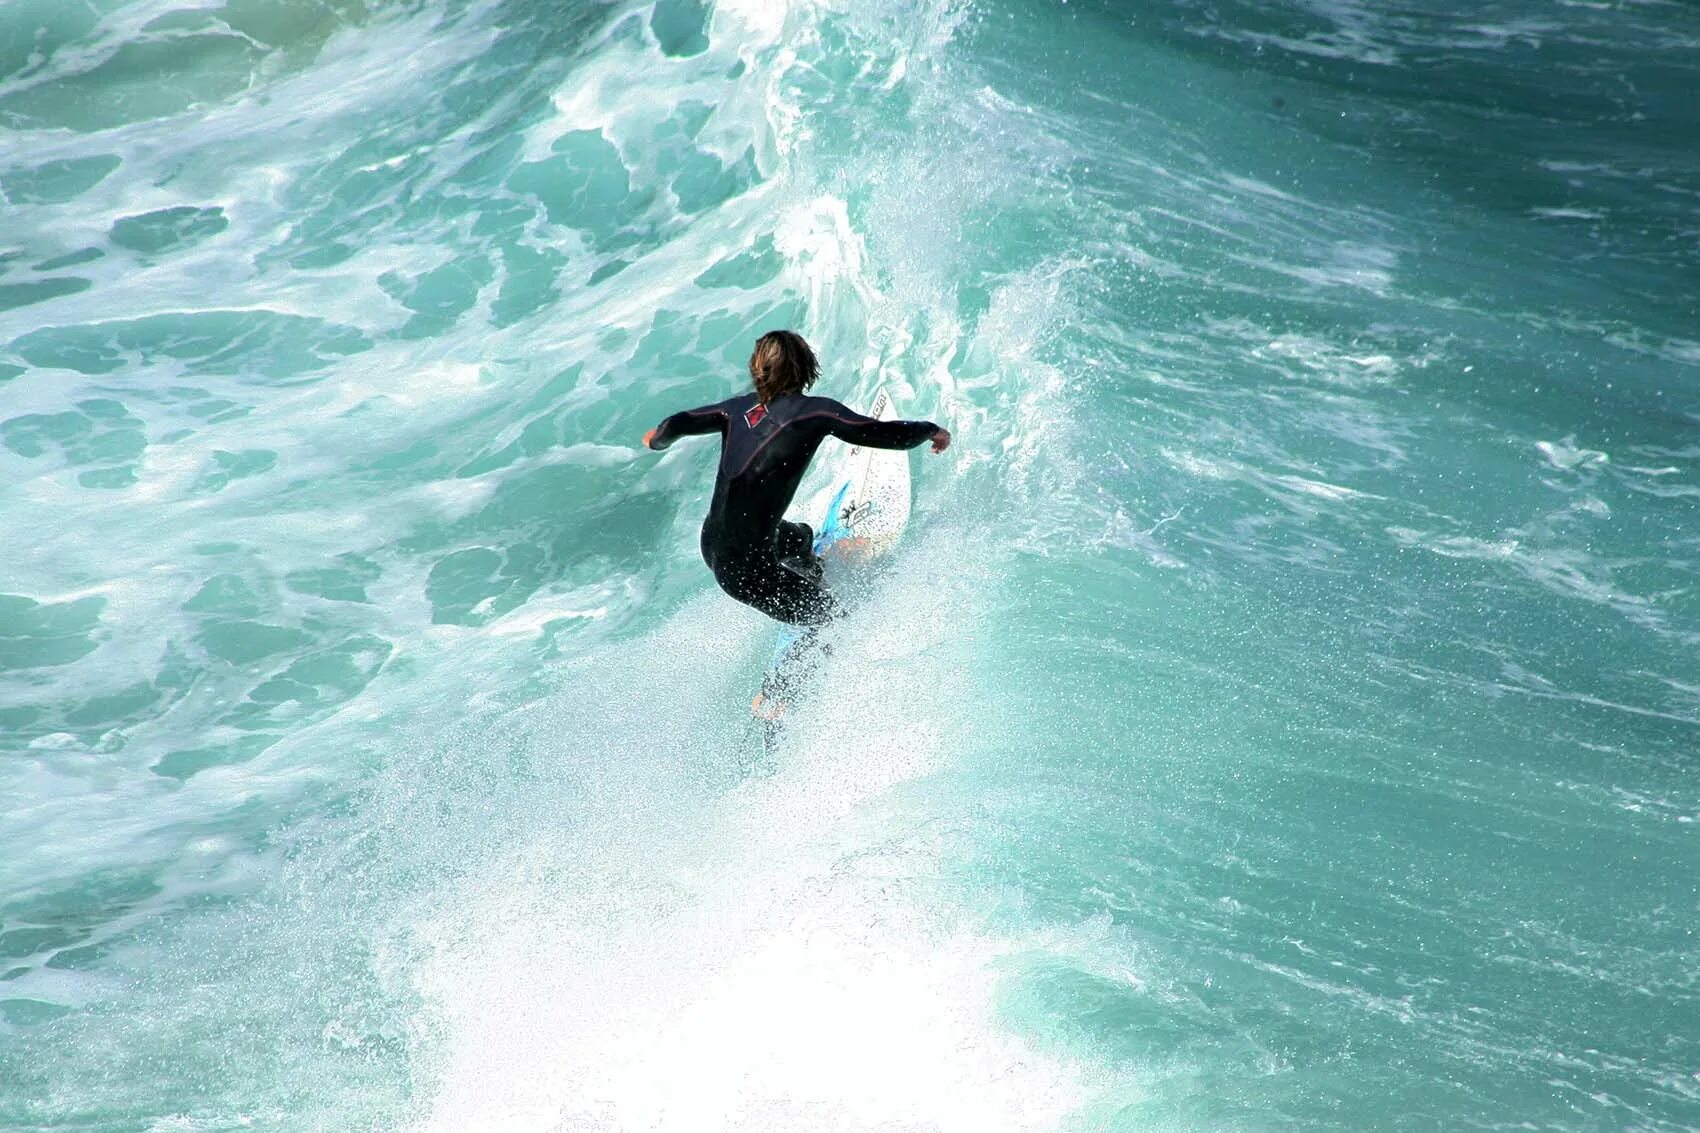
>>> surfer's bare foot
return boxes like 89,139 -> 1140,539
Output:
931,428 -> 951,453
782,553 -> 824,584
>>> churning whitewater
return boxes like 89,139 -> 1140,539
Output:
2,1 -> 1697,1130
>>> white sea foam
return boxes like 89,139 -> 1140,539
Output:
395,523 -> 1088,1132
1536,437 -> 1610,471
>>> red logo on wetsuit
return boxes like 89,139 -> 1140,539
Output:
744,403 -> 768,428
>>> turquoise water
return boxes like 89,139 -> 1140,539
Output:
3,0 -> 1697,1128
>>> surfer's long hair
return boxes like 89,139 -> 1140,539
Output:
750,330 -> 819,404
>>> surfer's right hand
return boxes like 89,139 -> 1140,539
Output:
930,428 -> 951,453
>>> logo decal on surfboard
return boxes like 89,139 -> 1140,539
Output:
839,498 -> 873,527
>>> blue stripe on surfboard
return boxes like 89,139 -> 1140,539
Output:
815,482 -> 854,550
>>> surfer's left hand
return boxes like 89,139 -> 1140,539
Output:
930,428 -> 951,453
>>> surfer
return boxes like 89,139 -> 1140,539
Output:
643,330 -> 950,626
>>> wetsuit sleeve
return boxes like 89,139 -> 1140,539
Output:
819,400 -> 940,450
647,401 -> 728,450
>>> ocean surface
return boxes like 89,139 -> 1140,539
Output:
3,1 -> 1697,1129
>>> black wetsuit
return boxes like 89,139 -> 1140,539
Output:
649,391 -> 939,625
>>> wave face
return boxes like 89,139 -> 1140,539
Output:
3,1 -> 1697,1129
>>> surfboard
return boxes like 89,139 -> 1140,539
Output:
751,387 -> 912,737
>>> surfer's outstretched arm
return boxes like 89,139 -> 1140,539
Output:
645,401 -> 728,450
819,399 -> 949,452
